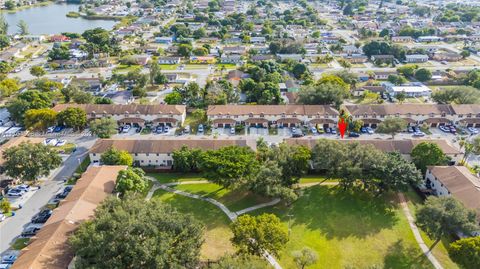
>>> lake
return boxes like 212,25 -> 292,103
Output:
2,3 -> 117,35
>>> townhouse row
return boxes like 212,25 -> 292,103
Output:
89,137 -> 462,168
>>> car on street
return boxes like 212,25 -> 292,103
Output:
292,132 -> 304,138
198,124 -> 204,133
55,140 -> 66,147
7,188 -> 23,197
122,125 -> 131,133
230,127 -> 235,134
55,186 -> 73,199
1,255 -> 16,264
413,131 -> 426,137
184,125 -> 190,133
32,209 -> 52,223
21,226 -> 41,237
44,138 -> 58,146
348,132 -> 360,137
0,213 -> 5,222
16,184 -> 30,192
53,126 -> 64,133
46,126 -> 55,133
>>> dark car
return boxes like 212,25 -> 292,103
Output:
135,127 -> 142,133
348,132 -> 360,137
32,209 -> 52,223
21,227 -> 40,237
291,132 -> 304,138
360,127 -> 367,133
55,186 -> 73,199
53,126 -> 64,133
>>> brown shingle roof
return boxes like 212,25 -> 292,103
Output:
207,105 -> 339,116
284,138 -> 461,155
89,138 -> 257,154
344,104 -> 456,116
52,104 -> 186,115
11,166 -> 126,269
450,104 -> 480,115
427,166 -> 480,220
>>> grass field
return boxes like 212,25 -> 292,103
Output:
404,189 -> 459,269
11,238 -> 29,250
159,64 -> 179,70
254,186 -> 433,269
153,188 -> 235,260
147,173 -> 207,184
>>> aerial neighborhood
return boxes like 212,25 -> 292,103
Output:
1,0 -> 480,268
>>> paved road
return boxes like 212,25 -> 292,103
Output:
0,136 -> 96,255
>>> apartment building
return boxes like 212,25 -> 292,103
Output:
89,138 -> 257,167
207,105 -> 340,128
53,104 -> 187,127
11,166 -> 126,269
424,166 -> 480,222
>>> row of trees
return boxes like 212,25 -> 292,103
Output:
23,107 -> 86,131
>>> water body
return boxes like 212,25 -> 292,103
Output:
2,3 -> 116,35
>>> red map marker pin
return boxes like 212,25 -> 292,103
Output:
338,118 -> 347,139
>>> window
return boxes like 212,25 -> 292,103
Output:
92,153 -> 96,156
156,153 -> 159,156
135,153 -> 138,156
146,153 -> 149,156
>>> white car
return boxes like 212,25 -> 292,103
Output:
230,127 -> 235,134
55,140 -> 66,147
122,125 -> 131,133
16,184 -> 30,192
0,213 -> 5,222
468,127 -> 479,134
413,131 -> 426,137
44,138 -> 58,146
46,126 -> 55,133
311,127 -> 317,134
366,127 -> 374,134
7,189 -> 23,197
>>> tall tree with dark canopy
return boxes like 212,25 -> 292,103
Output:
3,142 -> 62,183
449,236 -> 480,269
411,142 -> 448,173
70,196 -> 204,268
100,147 -> 133,166
376,117 -> 407,139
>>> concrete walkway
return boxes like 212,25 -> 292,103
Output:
145,178 -> 282,269
397,193 -> 444,269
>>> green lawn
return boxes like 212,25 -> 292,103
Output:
404,189 -> 460,269
153,189 -> 235,260
11,238 -> 29,250
147,173 -> 207,184
113,64 -> 141,73
254,186 -> 433,269
298,175 -> 339,184
159,64 -> 179,70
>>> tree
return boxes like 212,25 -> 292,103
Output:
343,3 -> 353,15
164,91 -> 183,104
0,197 -> 11,213
57,107 -> 87,130
298,83 -> 346,108
397,64 -> 418,77
199,146 -> 259,188
72,91 -> 94,104
292,247 -> 318,269
460,50 -> 471,59
432,87 -> 480,104
178,44 -> 193,58
0,35 -> 10,49
89,117 -> 118,138
450,236 -> 480,269
411,142 -> 448,173
16,20 -> 28,35
416,196 -> 478,249
396,91 -> 407,103
0,78 -> 20,98
3,142 -> 62,183
230,213 -> 288,257
115,167 -> 148,196
414,68 -> 432,82
172,146 -> 203,172
0,15 -> 8,35
376,152 -> 422,193
7,90 -> 52,123
100,147 -> 133,166
249,161 -> 297,203
30,66 -> 46,78
338,58 -> 352,69
292,63 -> 308,79
70,195 -> 204,269
376,117 -> 407,139
149,59 -> 160,86
24,108 -> 57,131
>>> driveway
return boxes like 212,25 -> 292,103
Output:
0,136 -> 97,254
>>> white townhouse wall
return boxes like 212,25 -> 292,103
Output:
53,104 -> 186,127
89,138 -> 257,167
207,105 -> 340,128
424,166 -> 480,224
343,104 -> 465,128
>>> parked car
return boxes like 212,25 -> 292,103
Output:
292,132 -> 304,138
55,186 -> 73,199
439,126 -> 449,132
1,255 -> 16,264
53,126 -> 64,133
156,126 -> 163,134
198,124 -> 204,133
325,127 -> 331,133
413,131 -> 426,137
164,126 -> 170,133
21,226 -> 41,237
55,140 -> 66,147
16,184 -> 30,192
7,189 -> 23,197
291,127 -> 296,133
230,127 -> 235,134
348,132 -> 360,137
44,138 -> 58,146
331,128 -> 337,135
135,127 -> 142,133
311,127 -> 317,134
184,125 -> 190,133
0,213 -> 5,222
316,125 -> 324,133
407,126 -> 414,133
32,209 -> 52,223
46,126 -> 55,133
122,125 -> 131,133
360,127 -> 367,133
366,127 -> 374,134
468,127 -> 479,134
0,263 -> 11,269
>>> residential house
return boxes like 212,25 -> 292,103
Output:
418,36 -> 443,42
251,55 -> 275,61
49,35 -> 70,42
89,139 -> 257,167
190,56 -> 216,64
277,54 -> 303,62
371,55 -> 395,64
222,46 -> 246,55
207,105 -> 339,128
250,37 -> 266,44
384,82 -> 432,97
70,77 -> 103,92
432,52 -> 462,62
154,36 -> 174,44
53,104 -> 187,127
391,36 -> 413,43
352,85 -> 385,97
405,54 -> 429,63
220,55 -> 242,64
373,71 -> 397,80
158,57 -> 181,64
344,54 -> 368,63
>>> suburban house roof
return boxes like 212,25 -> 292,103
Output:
450,104 -> 480,115
284,139 -> 461,155
11,166 -> 126,269
89,138 -> 257,154
207,105 -> 339,116
52,104 -> 186,115
427,166 -> 480,219
344,104 -> 457,116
